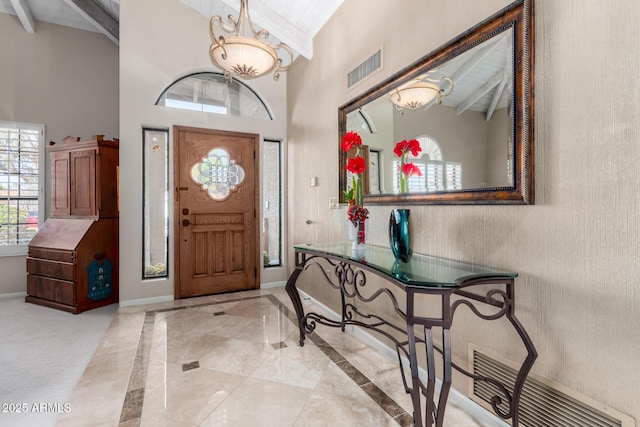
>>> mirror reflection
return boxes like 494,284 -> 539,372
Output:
346,29 -> 514,196
339,0 -> 533,205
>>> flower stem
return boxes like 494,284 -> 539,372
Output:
400,174 -> 409,193
400,152 -> 409,193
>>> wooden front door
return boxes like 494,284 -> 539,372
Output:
174,126 -> 259,298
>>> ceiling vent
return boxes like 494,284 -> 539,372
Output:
469,346 -> 635,427
348,49 -> 382,89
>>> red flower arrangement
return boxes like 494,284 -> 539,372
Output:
394,139 -> 423,193
341,131 -> 369,244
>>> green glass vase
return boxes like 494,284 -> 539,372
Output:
389,208 -> 411,263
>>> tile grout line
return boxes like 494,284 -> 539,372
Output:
116,294 -> 264,425
266,293 -> 412,426
116,291 -> 412,426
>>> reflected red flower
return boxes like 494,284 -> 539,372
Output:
402,162 -> 422,177
394,139 -> 422,157
341,131 -> 363,152
345,156 -> 366,174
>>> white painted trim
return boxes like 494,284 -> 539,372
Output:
0,291 -> 27,300
119,295 -> 174,307
0,248 -> 28,257
261,281 -> 286,289
298,290 -> 510,427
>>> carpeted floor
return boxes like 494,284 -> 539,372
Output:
0,295 -> 117,427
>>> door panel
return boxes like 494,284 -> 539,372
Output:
175,126 -> 259,298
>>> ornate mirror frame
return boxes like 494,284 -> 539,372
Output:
338,0 -> 534,205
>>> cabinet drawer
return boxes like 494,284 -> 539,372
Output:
28,248 -> 75,263
27,275 -> 75,305
26,257 -> 75,281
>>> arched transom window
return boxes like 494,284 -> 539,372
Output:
155,72 -> 272,120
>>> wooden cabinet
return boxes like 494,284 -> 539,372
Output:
49,135 -> 119,218
26,135 -> 119,314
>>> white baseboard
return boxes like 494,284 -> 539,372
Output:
119,295 -> 174,307
119,282 -> 286,308
0,291 -> 27,300
298,289 -> 510,427
261,281 -> 286,289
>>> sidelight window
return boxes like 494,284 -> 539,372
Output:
262,140 -> 281,267
142,128 -> 169,279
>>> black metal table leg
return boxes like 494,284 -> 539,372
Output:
285,262 -> 307,347
435,328 -> 452,426
406,323 -> 423,427
424,327 -> 436,426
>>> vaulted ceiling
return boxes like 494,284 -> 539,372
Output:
2,0 -> 509,116
0,0 -> 120,43
0,0 -> 343,59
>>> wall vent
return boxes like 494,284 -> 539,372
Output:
469,347 -> 635,427
347,49 -> 382,89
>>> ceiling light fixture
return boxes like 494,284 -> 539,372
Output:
389,77 -> 454,110
209,0 -> 293,81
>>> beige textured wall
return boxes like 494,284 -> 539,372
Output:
0,14 -> 118,294
287,0 -> 640,420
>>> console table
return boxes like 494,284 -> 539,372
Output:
285,243 -> 537,427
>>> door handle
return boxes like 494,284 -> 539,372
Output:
182,219 -> 191,226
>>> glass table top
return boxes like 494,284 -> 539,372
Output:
294,242 -> 517,288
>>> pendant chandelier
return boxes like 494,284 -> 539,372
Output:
389,77 -> 454,110
209,0 -> 293,81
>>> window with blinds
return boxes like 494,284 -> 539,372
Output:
0,122 -> 44,254
393,160 -> 462,193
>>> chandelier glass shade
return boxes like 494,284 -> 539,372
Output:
389,77 -> 454,110
209,0 -> 293,81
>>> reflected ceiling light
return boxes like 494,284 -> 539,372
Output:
389,77 -> 454,110
209,0 -> 293,81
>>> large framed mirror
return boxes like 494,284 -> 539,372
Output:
338,0 -> 534,205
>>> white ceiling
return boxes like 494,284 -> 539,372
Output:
0,0 -> 119,37
180,0 -> 343,60
0,0 -> 343,59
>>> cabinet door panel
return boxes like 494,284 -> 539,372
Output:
51,152 -> 70,216
70,149 -> 96,216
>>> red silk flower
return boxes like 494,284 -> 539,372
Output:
393,139 -> 422,157
341,131 -> 363,152
345,156 -> 366,175
402,162 -> 422,177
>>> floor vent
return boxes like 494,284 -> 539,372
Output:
470,347 -> 635,427
347,49 -> 382,89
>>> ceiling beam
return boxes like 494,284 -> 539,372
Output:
9,0 -> 36,33
218,0 -> 313,59
439,34 -> 505,95
456,70 -> 503,116
63,0 -> 119,45
485,66 -> 509,121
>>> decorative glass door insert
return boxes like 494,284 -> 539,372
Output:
190,148 -> 245,200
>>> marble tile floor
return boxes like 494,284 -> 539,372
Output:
56,288 -> 486,427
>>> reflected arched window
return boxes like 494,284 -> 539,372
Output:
346,109 -> 375,134
393,135 -> 462,192
416,135 -> 442,161
155,72 -> 272,120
